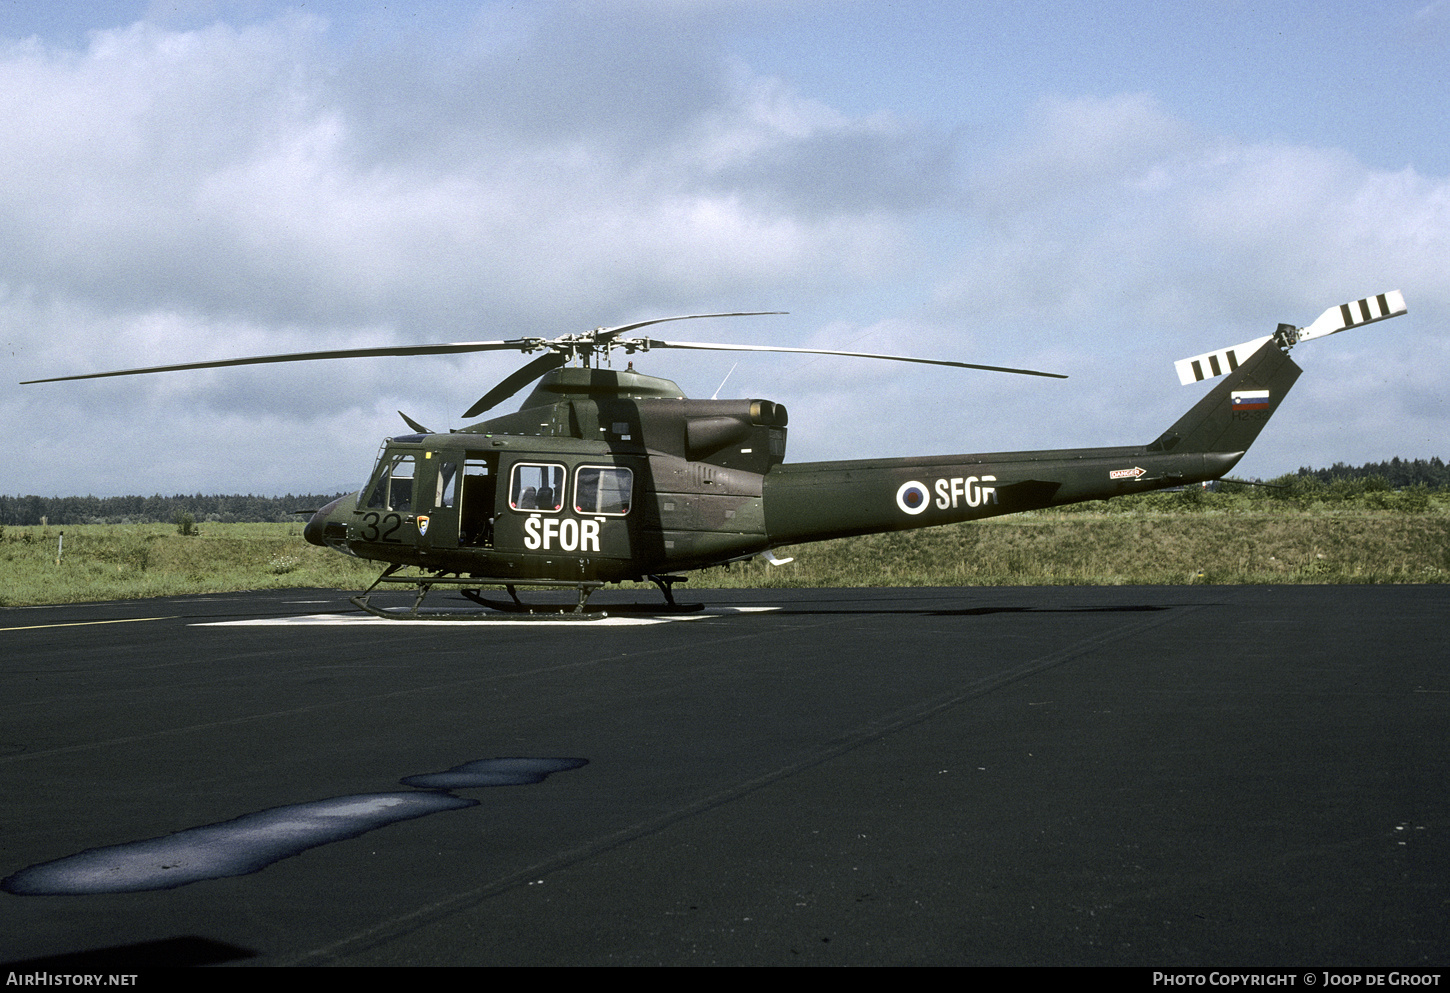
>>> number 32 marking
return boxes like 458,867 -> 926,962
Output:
358,511 -> 404,543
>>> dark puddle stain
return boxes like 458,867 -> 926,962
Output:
402,756 -> 588,789
2,757 -> 587,896
764,604 -> 1177,618
3,935 -> 257,970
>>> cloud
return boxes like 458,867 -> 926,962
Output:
901,92 -> 1450,474
4,11 -> 1447,496
3,10 -> 943,336
3,8 -> 958,493
940,93 -> 1449,344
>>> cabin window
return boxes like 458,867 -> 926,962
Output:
575,465 -> 633,516
363,452 -> 417,512
509,462 -> 564,512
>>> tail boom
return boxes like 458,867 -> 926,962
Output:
763,341 -> 1299,546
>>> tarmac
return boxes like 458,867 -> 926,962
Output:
1,584 -> 1446,967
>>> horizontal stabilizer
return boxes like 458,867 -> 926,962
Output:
1174,290 -> 1406,385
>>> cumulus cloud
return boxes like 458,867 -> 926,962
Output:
908,92 -> 1450,472
4,8 -> 1447,495
946,94 -> 1448,335
3,8 -> 956,492
2,10 -> 939,340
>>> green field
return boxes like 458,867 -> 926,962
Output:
0,522 -> 378,607
4,494 -> 1447,607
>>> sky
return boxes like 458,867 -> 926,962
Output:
3,0 -> 1448,498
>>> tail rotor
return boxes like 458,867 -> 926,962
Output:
1174,290 -> 1406,386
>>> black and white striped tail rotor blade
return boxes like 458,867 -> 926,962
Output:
1174,336 -> 1273,386
1174,290 -> 1407,386
1295,289 -> 1406,344
625,339 -> 1068,379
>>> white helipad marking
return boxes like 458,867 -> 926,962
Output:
194,607 -> 777,628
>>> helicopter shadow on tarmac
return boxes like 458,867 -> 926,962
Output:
319,593 -> 1185,622
1,758 -> 588,897
723,601 -> 1181,618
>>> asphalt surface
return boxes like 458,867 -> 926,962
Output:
1,584 -> 1446,967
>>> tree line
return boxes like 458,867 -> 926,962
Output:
0,493 -> 348,526
1291,456 -> 1449,489
3,455 -> 1446,526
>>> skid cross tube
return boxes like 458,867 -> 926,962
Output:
350,568 -> 608,619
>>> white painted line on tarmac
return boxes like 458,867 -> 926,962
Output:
194,607 -> 777,627
1,616 -> 176,633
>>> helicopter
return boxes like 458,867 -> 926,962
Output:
22,292 -> 1406,618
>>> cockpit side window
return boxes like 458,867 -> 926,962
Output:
509,462 -> 564,512
388,455 -> 416,511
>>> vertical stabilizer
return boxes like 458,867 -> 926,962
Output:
1150,340 -> 1301,455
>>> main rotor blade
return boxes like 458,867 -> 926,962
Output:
398,410 -> 432,434
19,339 -> 539,384
18,316 -> 787,384
462,352 -> 567,419
627,338 -> 1068,379
592,312 -> 787,344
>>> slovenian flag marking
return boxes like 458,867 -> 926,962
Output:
1232,389 -> 1270,411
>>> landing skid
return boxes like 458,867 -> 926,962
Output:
348,566 -> 702,619
349,565 -> 606,620
456,587 -> 594,615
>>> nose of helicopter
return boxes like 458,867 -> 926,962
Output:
303,495 -> 348,547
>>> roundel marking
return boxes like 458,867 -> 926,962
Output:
896,480 -> 930,515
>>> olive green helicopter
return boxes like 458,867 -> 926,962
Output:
23,293 -> 1405,618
